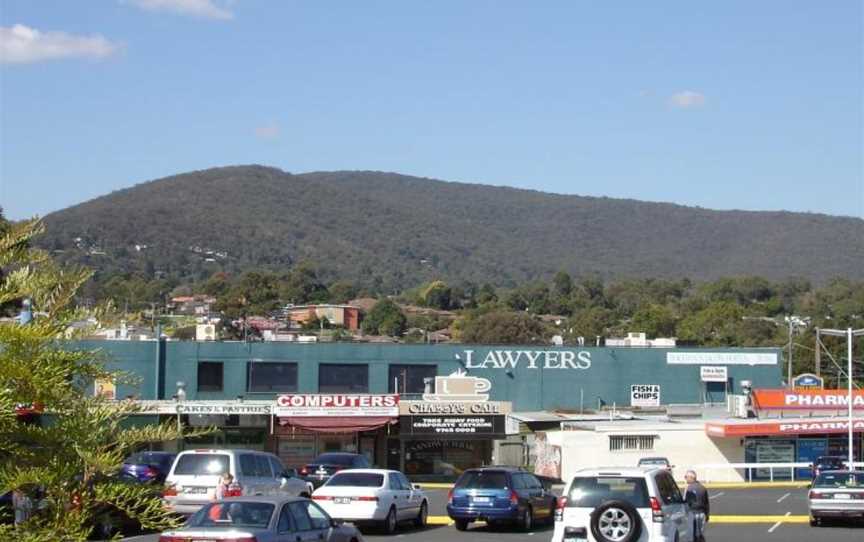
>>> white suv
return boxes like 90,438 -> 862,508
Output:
552,467 -> 692,542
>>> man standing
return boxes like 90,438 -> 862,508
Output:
684,470 -> 709,542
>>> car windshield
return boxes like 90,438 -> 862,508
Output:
454,471 -> 508,489
188,502 -> 274,529
313,454 -> 356,466
813,472 -> 864,488
816,458 -> 845,467
173,454 -> 230,475
326,473 -> 384,487
567,477 -> 651,508
126,452 -> 171,467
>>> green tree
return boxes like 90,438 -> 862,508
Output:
630,304 -> 677,338
421,280 -> 452,310
676,301 -> 745,346
361,299 -> 407,336
0,219 -> 198,541
327,280 -> 357,304
459,310 -> 549,344
280,262 -> 328,305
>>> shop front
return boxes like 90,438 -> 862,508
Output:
274,394 -> 399,468
391,371 -> 512,480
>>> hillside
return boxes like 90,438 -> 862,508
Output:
39,165 -> 864,289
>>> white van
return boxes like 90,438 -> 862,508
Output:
163,449 -> 313,515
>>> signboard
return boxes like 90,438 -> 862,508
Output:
275,394 -> 399,417
630,385 -> 661,407
706,418 -> 864,437
135,400 -> 273,415
94,378 -> 116,400
752,389 -> 864,411
423,370 -> 491,402
400,401 -> 510,415
700,366 -> 728,383
793,373 -> 824,391
534,432 -> 562,480
666,352 -> 778,366
460,349 -> 592,370
399,415 -> 505,436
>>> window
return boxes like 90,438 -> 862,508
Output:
254,454 -> 273,477
397,473 -> 412,490
306,502 -> 332,530
524,474 -> 543,489
511,474 -> 526,489
288,501 -> 312,531
327,472 -> 384,487
388,473 -> 403,490
388,364 -> 437,394
247,362 -> 298,393
566,477 -> 650,508
198,361 -> 223,392
278,504 -> 294,532
239,454 -> 257,476
609,434 -> 656,452
269,456 -> 285,477
319,364 -> 368,393
173,453 -> 229,475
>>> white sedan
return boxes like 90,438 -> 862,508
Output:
312,469 -> 428,534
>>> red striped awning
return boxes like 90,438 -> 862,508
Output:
278,416 -> 395,434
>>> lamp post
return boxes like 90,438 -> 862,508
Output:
819,328 -> 864,469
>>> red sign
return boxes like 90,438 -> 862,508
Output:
274,394 -> 399,417
752,389 -> 864,410
706,418 -> 864,437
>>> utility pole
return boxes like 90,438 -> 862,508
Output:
815,327 -> 821,377
820,327 -> 864,469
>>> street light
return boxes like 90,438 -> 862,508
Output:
819,327 -> 864,470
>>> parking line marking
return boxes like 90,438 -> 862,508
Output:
776,492 -> 790,503
709,491 -> 725,500
767,511 -> 791,533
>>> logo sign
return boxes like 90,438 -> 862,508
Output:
700,366 -> 728,383
753,389 -> 864,410
94,378 -> 116,400
423,369 -> 491,402
631,385 -> 661,407
666,352 -> 778,366
274,394 -> 399,417
399,415 -> 505,436
793,373 -> 824,391
134,400 -> 273,415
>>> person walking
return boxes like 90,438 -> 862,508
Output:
684,470 -> 710,542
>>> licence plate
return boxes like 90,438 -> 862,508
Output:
472,496 -> 490,503
335,497 -> 352,504
835,494 -> 851,500
184,487 -> 208,495
564,538 -> 587,542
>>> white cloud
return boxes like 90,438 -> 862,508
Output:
254,123 -> 280,140
0,24 -> 120,65
669,90 -> 707,109
128,0 -> 234,20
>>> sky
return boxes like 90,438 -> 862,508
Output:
1,0 -> 862,219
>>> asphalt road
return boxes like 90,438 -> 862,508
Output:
123,487 -> 864,542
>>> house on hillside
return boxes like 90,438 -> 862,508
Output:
283,304 -> 360,331
169,295 -> 217,316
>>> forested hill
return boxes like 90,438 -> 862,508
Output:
39,165 -> 864,289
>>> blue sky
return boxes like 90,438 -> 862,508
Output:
1,0 -> 862,219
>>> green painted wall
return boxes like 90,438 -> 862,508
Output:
71,341 -> 782,412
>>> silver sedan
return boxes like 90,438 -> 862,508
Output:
808,470 -> 864,526
158,495 -> 364,541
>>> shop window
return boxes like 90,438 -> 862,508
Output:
609,435 -> 656,452
248,362 -> 298,393
388,364 -> 437,394
198,361 -> 223,392
319,364 -> 368,393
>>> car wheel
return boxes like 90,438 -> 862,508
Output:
415,500 -> 428,528
454,518 -> 470,531
589,500 -> 642,542
519,506 -> 533,531
383,506 -> 397,535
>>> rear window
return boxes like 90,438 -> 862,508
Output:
126,452 -> 172,467
188,502 -> 274,529
567,477 -> 650,508
326,473 -> 384,487
454,471 -> 509,489
173,454 -> 230,476
814,472 -> 864,488
314,454 -> 357,466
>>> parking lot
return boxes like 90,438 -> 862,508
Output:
123,486 -> 864,541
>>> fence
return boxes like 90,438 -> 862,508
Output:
693,461 -> 864,483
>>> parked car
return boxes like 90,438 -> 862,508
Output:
312,469 -> 428,534
637,457 -> 674,472
157,495 -> 364,541
120,451 -> 176,484
446,467 -> 557,532
811,456 -> 848,480
808,470 -> 864,526
552,467 -> 692,542
163,449 -> 312,515
301,453 -> 371,489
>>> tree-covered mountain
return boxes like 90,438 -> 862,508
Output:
38,165 -> 864,290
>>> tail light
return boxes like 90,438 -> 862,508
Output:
163,486 -> 177,497
355,496 -> 379,501
509,490 -> 519,506
226,486 -> 243,497
312,495 -> 332,501
144,467 -> 157,478
809,491 -> 823,499
555,497 -> 567,522
447,489 -> 453,503
300,467 -> 308,476
649,497 -> 664,523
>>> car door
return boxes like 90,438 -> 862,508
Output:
277,502 -> 297,541
524,473 -> 550,518
656,472 -> 689,540
665,473 -> 691,541
255,454 -> 278,495
397,472 -> 421,517
238,453 -> 260,496
384,472 -> 404,520
290,500 -> 334,542
510,472 -> 527,508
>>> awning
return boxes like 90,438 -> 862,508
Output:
706,417 -> 864,438
278,416 -> 395,434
